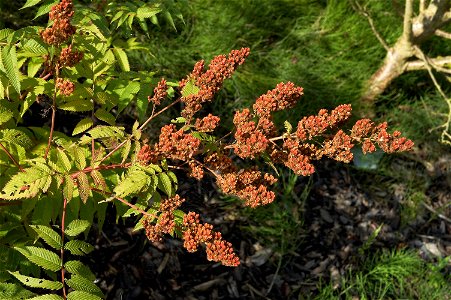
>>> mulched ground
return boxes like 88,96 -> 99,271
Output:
88,154 -> 450,300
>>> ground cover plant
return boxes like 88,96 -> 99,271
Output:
0,0 -> 450,299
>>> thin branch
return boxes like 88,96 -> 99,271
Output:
99,99 -> 181,164
91,187 -> 156,218
60,197 -> 68,300
0,142 -> 25,172
422,202 -> 451,223
414,46 -> 451,145
44,68 -> 60,160
435,29 -> 451,39
402,0 -> 414,42
70,163 -> 131,180
405,55 -> 451,73
419,0 -> 426,13
350,0 -> 390,50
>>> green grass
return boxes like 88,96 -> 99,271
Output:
315,250 -> 451,300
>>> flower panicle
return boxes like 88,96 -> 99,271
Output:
182,212 -> 239,266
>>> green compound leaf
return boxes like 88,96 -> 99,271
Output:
0,282 -> 35,299
94,108 -> 115,125
112,48 -> 130,72
21,0 -> 43,9
181,79 -> 200,97
1,167 -> 53,200
157,172 -> 172,196
29,225 -> 62,250
73,118 -> 94,136
8,271 -> 63,290
76,172 -> 91,203
136,5 -> 162,19
28,294 -> 64,300
64,240 -> 94,256
67,291 -> 102,300
59,99 -> 94,112
87,125 -> 125,139
65,219 -> 90,237
63,175 -> 74,202
0,105 -> 13,125
65,275 -> 103,298
64,260 -> 96,281
114,169 -> 150,198
1,46 -> 20,94
23,39 -> 47,55
14,246 -> 61,272
34,0 -> 59,19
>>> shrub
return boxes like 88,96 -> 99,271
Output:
0,0 -> 414,299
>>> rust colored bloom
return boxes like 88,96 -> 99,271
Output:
188,161 -> 204,180
56,78 -> 75,96
205,232 -> 240,267
323,130 -> 354,163
195,114 -> 220,132
59,45 -> 83,67
148,78 -> 167,106
156,124 -> 201,161
182,212 -> 239,266
253,82 -> 304,118
136,144 -> 158,165
216,169 -> 277,207
41,0 -> 76,45
180,48 -> 250,119
233,109 -> 268,158
142,195 -> 185,242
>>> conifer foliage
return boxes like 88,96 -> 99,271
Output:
0,0 -> 414,298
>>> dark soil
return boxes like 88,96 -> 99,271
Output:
88,154 -> 451,300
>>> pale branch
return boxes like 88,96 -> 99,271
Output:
414,46 -> 451,145
402,0 -> 414,43
413,0 -> 451,42
350,0 -> 389,50
435,29 -> 451,39
405,55 -> 451,73
419,0 -> 427,13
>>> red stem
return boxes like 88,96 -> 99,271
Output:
0,142 -> 25,172
91,187 -> 156,218
99,99 -> 181,164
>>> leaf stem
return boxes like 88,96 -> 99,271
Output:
99,99 -> 181,164
91,187 -> 156,218
0,142 -> 25,172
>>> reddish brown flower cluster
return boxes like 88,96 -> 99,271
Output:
148,78 -> 167,106
188,161 -> 204,180
351,120 -> 414,154
41,0 -> 76,45
296,104 -> 352,141
182,212 -> 239,266
253,82 -> 304,118
179,48 -> 250,119
143,195 -> 185,242
233,109 -> 268,158
217,169 -> 277,208
204,152 -> 237,174
194,114 -> 220,132
156,124 -> 201,161
56,78 -> 75,96
137,144 -> 158,165
59,45 -> 83,67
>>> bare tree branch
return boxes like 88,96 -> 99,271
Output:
405,55 -> 451,73
414,46 -> 451,145
402,0 -> 414,43
419,0 -> 427,13
435,29 -> 451,39
350,0 -> 389,50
